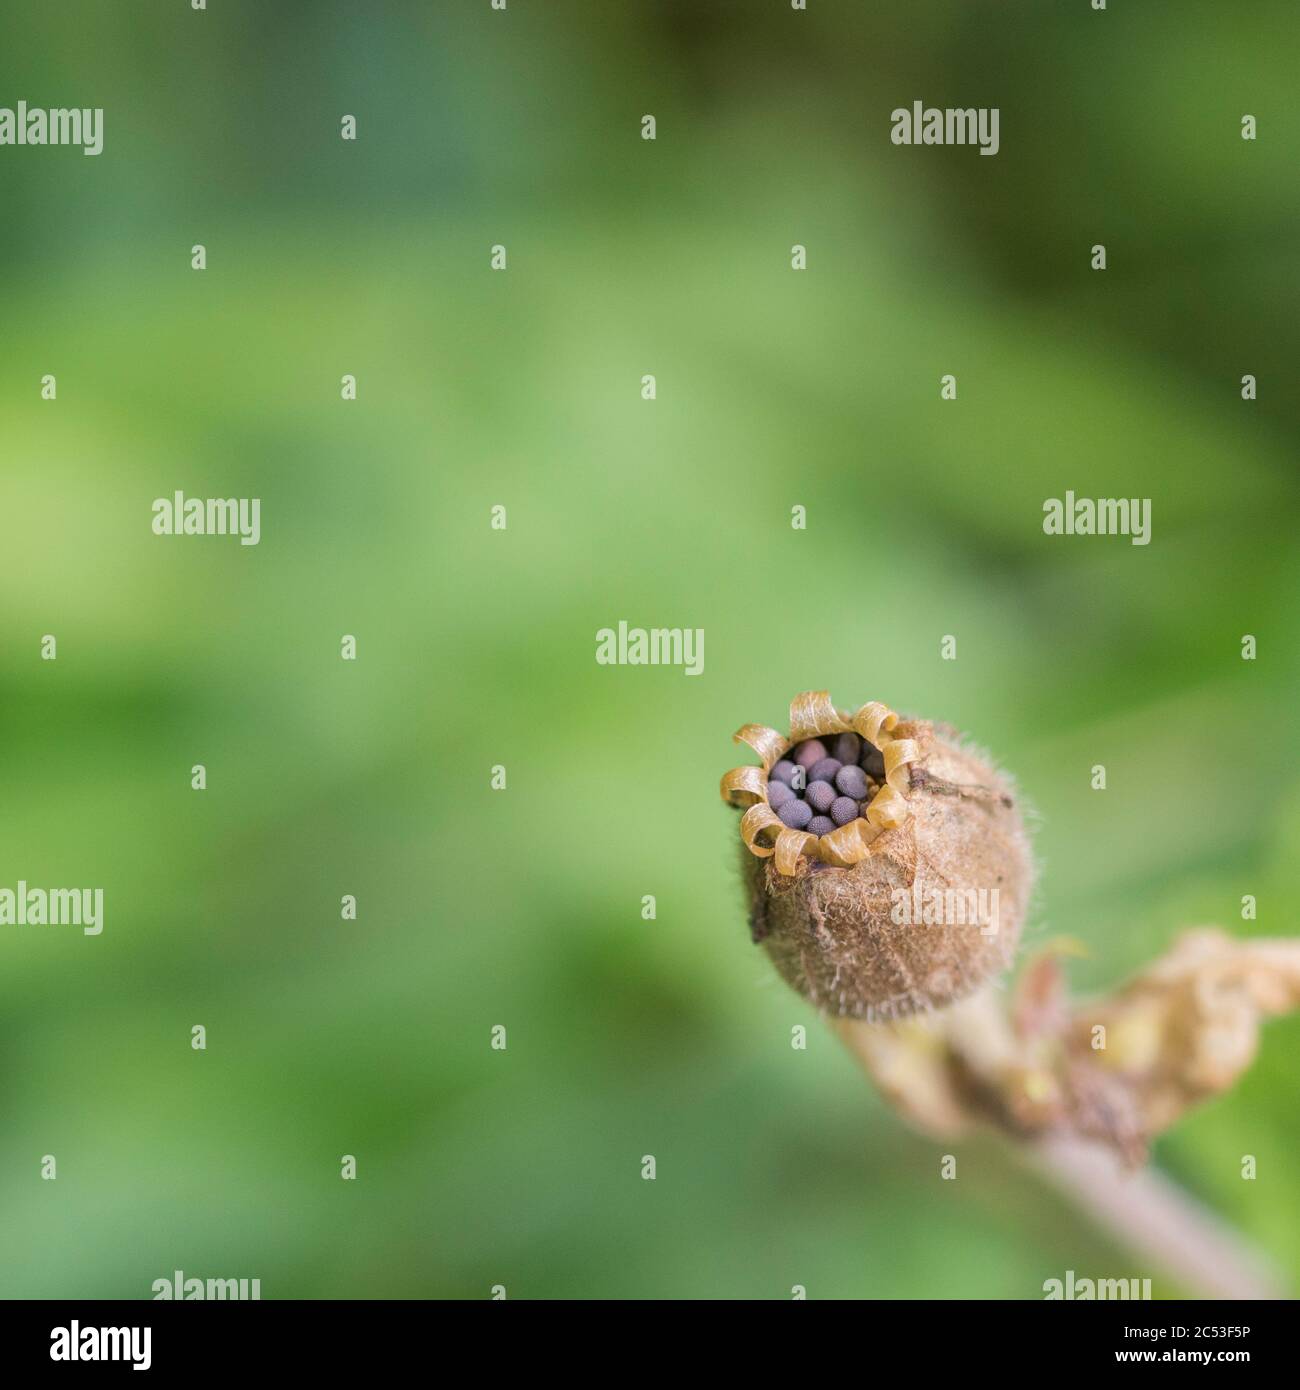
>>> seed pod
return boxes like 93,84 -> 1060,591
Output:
720,691 -> 1033,1021
805,780 -> 836,814
776,797 -> 812,830
793,739 -> 827,769
835,764 -> 869,800
860,742 -> 886,778
832,732 -> 861,764
808,757 -> 842,784
767,780 -> 794,810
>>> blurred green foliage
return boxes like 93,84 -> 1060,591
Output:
1,1 -> 1297,1298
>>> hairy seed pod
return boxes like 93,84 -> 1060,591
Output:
720,691 -> 1034,1021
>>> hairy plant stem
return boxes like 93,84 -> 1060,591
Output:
1025,1133 -> 1282,1300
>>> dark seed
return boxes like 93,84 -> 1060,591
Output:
830,796 -> 860,827
770,759 -> 797,786
807,816 -> 835,837
808,757 -> 842,784
793,739 -> 828,769
777,797 -> 813,829
834,764 -> 869,800
805,780 -> 836,813
767,780 -> 794,809
832,732 -> 861,764
859,742 -> 886,778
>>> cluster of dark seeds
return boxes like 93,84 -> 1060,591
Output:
767,731 -> 886,837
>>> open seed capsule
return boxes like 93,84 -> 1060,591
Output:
720,690 -> 1033,1020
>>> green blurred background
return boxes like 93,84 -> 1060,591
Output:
2,0 -> 1298,1299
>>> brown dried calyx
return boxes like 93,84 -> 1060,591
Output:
720,691 -> 1033,1021
837,930 -> 1300,1166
